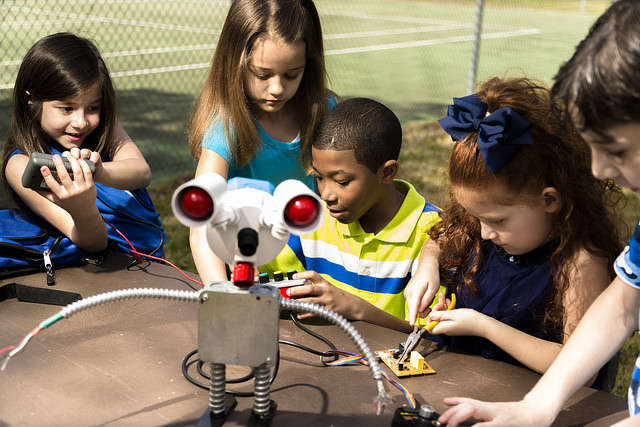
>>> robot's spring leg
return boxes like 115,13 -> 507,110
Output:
196,363 -> 236,427
253,361 -> 271,414
249,361 -> 277,425
209,363 -> 226,414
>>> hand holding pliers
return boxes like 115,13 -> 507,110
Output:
398,293 -> 457,364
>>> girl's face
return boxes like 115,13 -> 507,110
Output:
581,123 -> 640,196
244,37 -> 306,116
453,184 -> 560,256
40,83 -> 102,150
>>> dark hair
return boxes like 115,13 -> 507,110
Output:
3,32 -> 117,158
1,32 -> 117,204
431,77 -> 623,337
188,0 -> 329,168
312,97 -> 402,173
551,0 -> 640,135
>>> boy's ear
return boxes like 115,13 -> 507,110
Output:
541,187 -> 561,214
379,159 -> 398,183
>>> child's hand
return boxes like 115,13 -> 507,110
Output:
41,154 -> 97,214
287,270 -> 364,320
427,306 -> 488,338
65,147 -> 103,182
438,397 -> 548,427
430,292 -> 450,311
403,260 -> 441,325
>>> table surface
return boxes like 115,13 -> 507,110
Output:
0,252 -> 627,426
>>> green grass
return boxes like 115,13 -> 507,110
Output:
0,0 -> 610,185
150,119 -> 640,398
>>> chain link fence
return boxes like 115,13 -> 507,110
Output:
0,0 -> 611,187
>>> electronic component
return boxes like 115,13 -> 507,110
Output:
256,273 -> 307,299
270,278 -> 307,299
22,152 -> 95,190
391,404 -> 443,426
376,349 -> 435,377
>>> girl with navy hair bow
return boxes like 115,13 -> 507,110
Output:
404,77 -> 623,377
435,1 -> 640,426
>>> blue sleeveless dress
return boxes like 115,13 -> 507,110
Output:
439,240 -> 558,364
7,142 -> 165,257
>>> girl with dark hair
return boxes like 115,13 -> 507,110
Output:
1,33 -> 163,256
436,1 -> 640,425
404,77 -> 623,374
187,0 -> 337,283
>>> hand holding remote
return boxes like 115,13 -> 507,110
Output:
68,147 -> 103,182
37,154 -> 98,216
22,152 -> 95,191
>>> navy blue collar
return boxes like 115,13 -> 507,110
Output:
492,239 -> 559,266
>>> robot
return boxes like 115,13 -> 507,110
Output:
172,173 -> 341,425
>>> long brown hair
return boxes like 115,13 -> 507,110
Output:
431,77 -> 624,336
2,32 -> 118,199
188,0 -> 329,168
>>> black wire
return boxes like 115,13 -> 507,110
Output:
288,312 -> 339,361
96,194 -> 165,256
196,359 -> 254,383
278,339 -> 329,356
181,352 -> 208,390
181,311 -> 341,393
181,348 -> 280,397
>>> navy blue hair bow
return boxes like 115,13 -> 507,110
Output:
438,94 -> 533,173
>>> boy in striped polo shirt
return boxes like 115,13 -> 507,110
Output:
260,98 -> 441,332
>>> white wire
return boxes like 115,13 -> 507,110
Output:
60,288 -> 199,318
1,288 -> 200,370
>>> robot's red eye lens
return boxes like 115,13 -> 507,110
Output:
284,195 -> 318,227
180,187 -> 213,220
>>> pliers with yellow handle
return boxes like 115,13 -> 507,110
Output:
398,293 -> 456,364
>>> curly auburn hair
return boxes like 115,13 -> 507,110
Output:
430,77 -> 624,337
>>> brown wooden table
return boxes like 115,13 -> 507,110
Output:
0,252 -> 627,426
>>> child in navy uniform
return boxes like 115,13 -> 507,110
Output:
404,77 -> 622,375
435,2 -> 640,425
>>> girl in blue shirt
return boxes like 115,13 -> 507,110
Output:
186,0 -> 337,283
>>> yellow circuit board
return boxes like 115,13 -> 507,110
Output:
375,349 -> 436,377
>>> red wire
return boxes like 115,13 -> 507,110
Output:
102,217 -> 203,287
0,345 -> 16,356
1,325 -> 42,357
102,217 -> 140,263
131,249 -> 203,286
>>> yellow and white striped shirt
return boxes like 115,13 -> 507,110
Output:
260,180 -> 441,320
